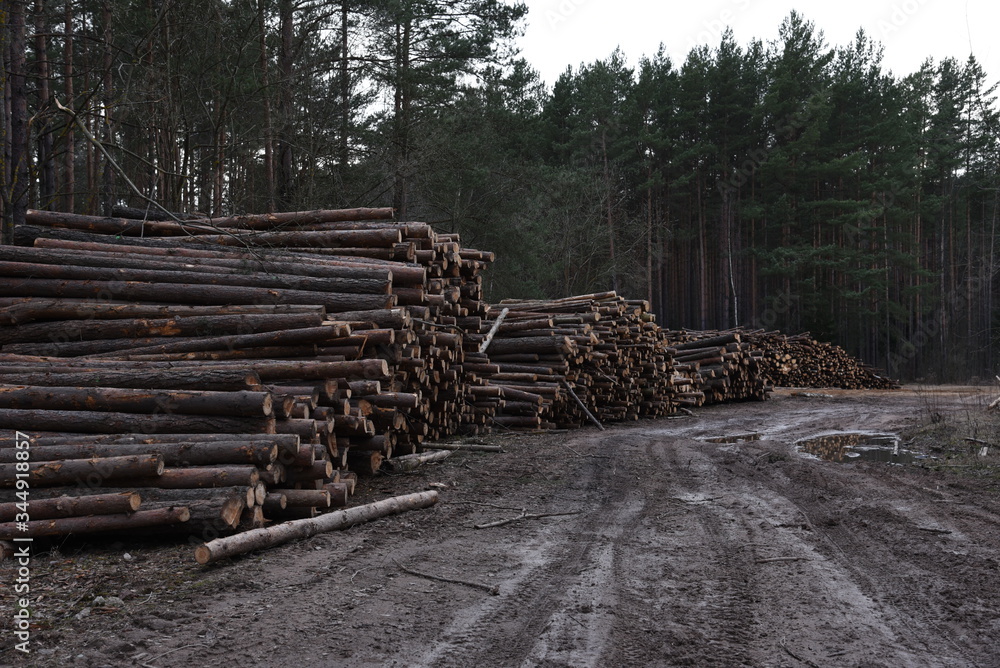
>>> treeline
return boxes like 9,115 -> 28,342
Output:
2,5 -> 999,381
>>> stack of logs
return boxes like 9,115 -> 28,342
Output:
743,331 -> 900,390
0,206 -> 496,540
661,330 -> 772,406
0,207 -> 899,546
468,293 -> 677,430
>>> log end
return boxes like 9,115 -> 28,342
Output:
194,544 -> 213,565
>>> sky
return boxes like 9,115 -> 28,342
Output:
516,0 -> 999,87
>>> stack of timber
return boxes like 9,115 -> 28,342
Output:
469,292 -> 676,429
743,331 -> 900,390
0,206 -> 497,541
660,330 -> 772,406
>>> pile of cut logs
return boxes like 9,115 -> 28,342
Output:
0,206 -> 899,549
743,331 -> 899,390
467,293 -> 677,430
661,330 -> 772,406
0,206 -> 494,540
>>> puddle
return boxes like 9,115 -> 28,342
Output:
702,433 -> 762,444
796,432 -> 916,464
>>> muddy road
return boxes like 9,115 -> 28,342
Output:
5,387 -> 1000,667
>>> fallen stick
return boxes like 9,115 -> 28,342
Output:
194,490 -> 439,564
387,449 -> 452,472
429,443 -> 505,453
474,511 -> 580,530
561,381 -> 605,431
478,308 -> 509,354
397,562 -> 499,595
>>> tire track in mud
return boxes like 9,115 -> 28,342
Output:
409,434 -> 645,668
771,460 -> 995,667
601,434 -> 765,666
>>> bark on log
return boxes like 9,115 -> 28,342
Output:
129,466 -> 260,489
0,299 -> 326,327
0,408 -> 276,435
0,386 -> 274,418
0,506 -> 191,539
194,490 -> 439,564
387,449 -> 452,472
0,368 -> 260,391
0,441 -> 277,467
0,312 -> 324,344
0,277 -> 393,312
0,253 -> 391,295
0,491 -> 140,521
0,454 -> 163,487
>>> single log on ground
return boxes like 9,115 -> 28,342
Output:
194,490 -> 439,564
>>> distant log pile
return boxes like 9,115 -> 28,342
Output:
744,331 -> 900,390
0,207 -> 898,554
660,330 -> 772,406
468,293 -> 674,429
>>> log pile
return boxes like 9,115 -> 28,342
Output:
660,330 -> 772,406
0,206 -> 898,551
0,207 -> 497,539
743,331 -> 900,390
468,292 -> 676,429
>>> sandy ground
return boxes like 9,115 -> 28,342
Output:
3,386 -> 1000,667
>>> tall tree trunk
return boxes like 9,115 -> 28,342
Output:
34,0 -> 54,208
601,127 -> 617,293
100,0 -> 114,215
339,0 -> 350,176
259,0 -> 274,212
61,0 -> 74,212
276,0 -> 294,209
4,0 -> 29,243
392,17 -> 411,218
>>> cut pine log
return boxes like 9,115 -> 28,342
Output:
0,491 -> 140,522
194,490 -> 439,564
0,454 -> 164,487
0,506 -> 191,539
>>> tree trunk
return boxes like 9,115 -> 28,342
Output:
61,0 -> 74,211
100,0 -> 114,215
33,0 -> 54,208
4,0 -> 29,243
276,0 -> 294,209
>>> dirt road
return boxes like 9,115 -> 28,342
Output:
5,388 -> 1000,667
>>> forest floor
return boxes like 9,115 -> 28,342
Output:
3,386 -> 1000,668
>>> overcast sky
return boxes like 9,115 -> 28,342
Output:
516,0 -> 998,87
